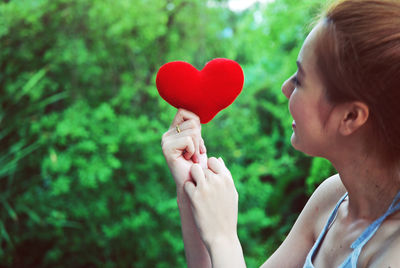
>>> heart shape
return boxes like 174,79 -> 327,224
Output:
155,58 -> 244,124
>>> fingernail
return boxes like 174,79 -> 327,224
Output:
200,145 -> 206,154
192,154 -> 199,163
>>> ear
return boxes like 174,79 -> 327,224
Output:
338,101 -> 369,136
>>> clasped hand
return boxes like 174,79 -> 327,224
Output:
186,158 -> 239,250
161,108 -> 239,249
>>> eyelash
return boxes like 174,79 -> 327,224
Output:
291,75 -> 301,87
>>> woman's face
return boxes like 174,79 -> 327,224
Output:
282,24 -> 335,157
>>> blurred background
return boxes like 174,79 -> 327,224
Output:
0,0 -> 336,267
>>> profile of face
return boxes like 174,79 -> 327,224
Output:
281,23 -> 336,157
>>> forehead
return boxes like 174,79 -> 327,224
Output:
297,23 -> 323,69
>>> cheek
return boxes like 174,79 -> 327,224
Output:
289,91 -> 324,128
288,90 -> 300,118
316,97 -> 334,127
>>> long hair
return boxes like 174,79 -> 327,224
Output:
315,0 -> 400,163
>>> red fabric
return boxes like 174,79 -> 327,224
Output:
156,58 -> 244,124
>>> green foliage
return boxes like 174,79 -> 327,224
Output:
1,0 -> 333,267
306,157 -> 336,194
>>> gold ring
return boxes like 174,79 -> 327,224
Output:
176,125 -> 181,133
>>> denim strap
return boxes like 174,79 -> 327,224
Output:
347,191 -> 400,266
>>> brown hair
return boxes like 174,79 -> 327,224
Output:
315,0 -> 400,162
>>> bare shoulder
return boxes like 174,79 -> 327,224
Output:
260,173 -> 346,268
301,173 -> 346,239
310,173 -> 346,205
308,174 -> 346,214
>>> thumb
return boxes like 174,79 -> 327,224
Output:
184,180 -> 196,199
169,137 -> 195,160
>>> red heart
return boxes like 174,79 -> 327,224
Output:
156,58 -> 244,124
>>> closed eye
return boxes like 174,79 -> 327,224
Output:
291,75 -> 301,87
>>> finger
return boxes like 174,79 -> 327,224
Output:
192,140 -> 200,164
207,157 -> 224,174
191,152 -> 199,164
169,115 -> 202,163
180,119 -> 200,132
164,119 -> 201,144
175,122 -> 200,162
171,109 -> 201,128
164,121 -> 198,139
217,157 -> 231,178
190,164 -> 206,188
167,129 -> 199,163
182,136 -> 197,161
200,138 -> 206,154
180,122 -> 201,160
163,123 -> 186,138
184,181 -> 196,199
203,168 -> 215,180
163,136 -> 195,160
198,153 -> 208,169
167,119 -> 197,135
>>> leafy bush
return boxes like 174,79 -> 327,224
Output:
0,0 -> 335,267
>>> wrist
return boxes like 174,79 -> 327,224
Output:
208,233 -> 239,251
208,234 -> 246,268
176,185 -> 190,206
176,183 -> 186,196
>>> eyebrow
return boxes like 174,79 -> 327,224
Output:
296,61 -> 305,76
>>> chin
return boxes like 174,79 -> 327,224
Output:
290,134 -> 301,151
291,135 -> 321,157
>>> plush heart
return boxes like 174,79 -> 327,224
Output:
155,58 -> 244,124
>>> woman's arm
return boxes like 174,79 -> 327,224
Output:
184,157 -> 246,268
260,174 -> 346,268
184,162 -> 344,268
176,187 -> 212,267
161,109 -> 211,268
162,109 -> 346,267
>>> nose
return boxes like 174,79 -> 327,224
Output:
281,76 -> 294,99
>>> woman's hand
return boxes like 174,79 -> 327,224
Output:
184,157 -> 239,250
161,108 -> 207,189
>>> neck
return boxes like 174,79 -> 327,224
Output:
330,154 -> 400,221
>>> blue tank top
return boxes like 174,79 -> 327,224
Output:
303,191 -> 400,267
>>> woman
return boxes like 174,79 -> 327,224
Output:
161,0 -> 400,267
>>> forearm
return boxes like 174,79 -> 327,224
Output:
208,234 -> 246,268
177,187 -> 212,268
